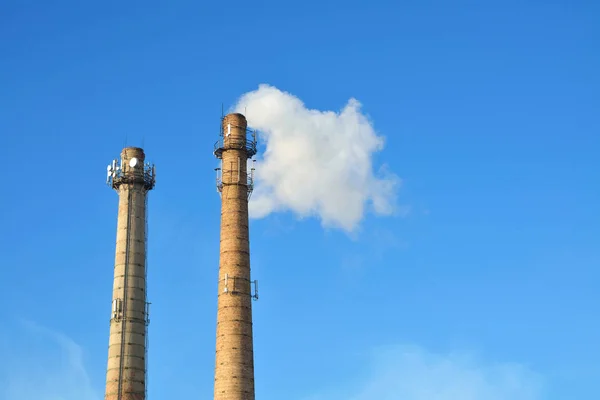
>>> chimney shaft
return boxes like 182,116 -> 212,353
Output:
105,147 -> 155,400
214,113 -> 256,400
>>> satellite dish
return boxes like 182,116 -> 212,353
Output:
129,157 -> 138,168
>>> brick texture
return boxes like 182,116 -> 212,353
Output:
105,147 -> 150,400
214,114 -> 256,400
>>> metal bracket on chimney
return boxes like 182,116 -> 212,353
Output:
251,280 -> 259,301
222,274 -> 259,300
111,298 -> 123,321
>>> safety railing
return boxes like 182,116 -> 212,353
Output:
213,137 -> 257,159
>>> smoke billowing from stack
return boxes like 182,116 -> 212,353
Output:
213,113 -> 258,400
105,147 -> 156,400
234,84 -> 400,233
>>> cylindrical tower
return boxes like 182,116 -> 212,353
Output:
213,113 -> 258,400
105,147 -> 156,400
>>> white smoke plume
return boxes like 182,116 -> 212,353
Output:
233,84 -> 400,233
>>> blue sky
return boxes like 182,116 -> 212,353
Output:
0,1 -> 599,399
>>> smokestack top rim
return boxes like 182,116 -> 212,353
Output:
120,147 -> 146,163
224,112 -> 246,119
223,112 -> 247,125
121,146 -> 145,153
120,146 -> 145,155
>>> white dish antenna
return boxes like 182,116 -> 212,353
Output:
129,157 -> 138,168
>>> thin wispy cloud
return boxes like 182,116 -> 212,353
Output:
340,227 -> 409,274
0,320 -> 99,400
305,344 -> 544,400
233,84 -> 401,233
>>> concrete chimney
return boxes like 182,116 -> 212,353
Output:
213,113 -> 258,400
105,147 -> 156,400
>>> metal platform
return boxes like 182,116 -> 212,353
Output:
213,137 -> 257,159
